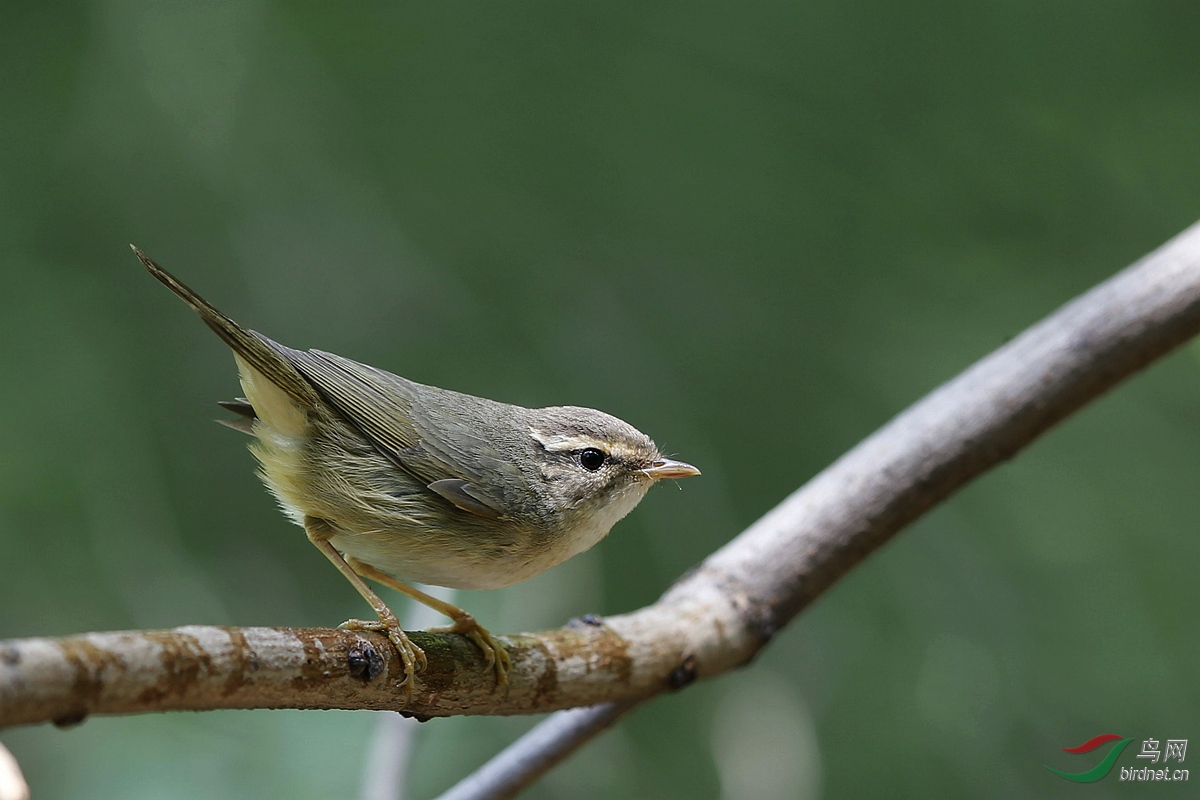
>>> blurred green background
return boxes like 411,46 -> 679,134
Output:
2,1 -> 1200,798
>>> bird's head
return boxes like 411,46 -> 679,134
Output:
526,405 -> 699,544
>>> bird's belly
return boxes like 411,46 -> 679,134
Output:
327,475 -> 649,591
328,488 -> 645,590
328,527 -> 569,590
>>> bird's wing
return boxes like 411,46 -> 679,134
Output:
281,348 -> 524,519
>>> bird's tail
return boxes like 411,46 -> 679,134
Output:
132,245 -> 319,406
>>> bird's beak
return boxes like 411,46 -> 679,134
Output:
642,458 -> 701,480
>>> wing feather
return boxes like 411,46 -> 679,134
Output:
281,349 -> 526,518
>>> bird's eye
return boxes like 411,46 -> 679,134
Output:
579,448 -> 607,471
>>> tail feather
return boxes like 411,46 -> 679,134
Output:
218,398 -> 257,418
133,245 -> 319,407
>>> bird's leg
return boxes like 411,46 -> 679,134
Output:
347,557 -> 512,687
304,517 -> 427,689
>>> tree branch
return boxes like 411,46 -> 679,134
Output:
0,742 -> 29,800
436,702 -> 632,800
4,221 -> 1200,742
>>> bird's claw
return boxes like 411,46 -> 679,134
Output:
430,613 -> 511,687
338,617 -> 427,687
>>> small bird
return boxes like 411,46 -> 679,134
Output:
134,246 -> 700,689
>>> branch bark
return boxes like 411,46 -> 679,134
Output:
3,221 -> 1200,740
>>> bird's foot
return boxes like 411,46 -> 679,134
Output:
430,613 -> 511,687
339,617 -> 427,689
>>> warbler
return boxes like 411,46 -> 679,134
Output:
134,246 -> 699,689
